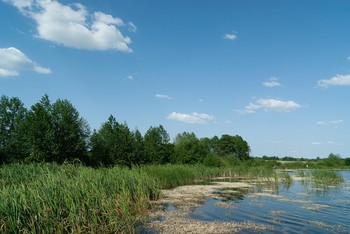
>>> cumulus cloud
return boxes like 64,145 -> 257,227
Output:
0,47 -> 51,77
167,112 -> 214,125
223,33 -> 237,40
317,74 -> 350,88
237,98 -> 301,114
262,77 -> 281,87
5,0 -> 135,52
155,94 -> 172,100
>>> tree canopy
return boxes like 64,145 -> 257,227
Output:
1,94 -> 252,167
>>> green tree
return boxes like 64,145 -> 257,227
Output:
144,125 -> 173,164
173,132 -> 207,164
24,95 -> 90,163
217,134 -> 250,160
324,153 -> 343,167
90,115 -> 134,167
51,99 -> 90,163
0,95 -> 27,163
24,94 -> 56,162
131,129 -> 145,165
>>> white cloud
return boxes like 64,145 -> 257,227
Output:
317,120 -> 343,126
262,77 -> 281,87
327,141 -> 343,146
262,81 -> 281,87
126,75 -> 134,80
317,74 -> 350,88
155,94 -> 172,100
237,98 -> 301,114
167,112 -> 214,125
223,33 -> 237,40
6,0 -> 135,52
4,0 -> 33,9
312,141 -> 343,146
0,47 -> 51,77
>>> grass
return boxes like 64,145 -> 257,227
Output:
0,163 -> 246,233
311,169 -> 344,184
0,163 -> 159,233
296,169 -> 344,183
0,162 -> 296,233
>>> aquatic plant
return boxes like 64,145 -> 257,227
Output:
311,169 -> 344,184
0,163 -> 159,233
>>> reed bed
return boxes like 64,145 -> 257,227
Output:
0,163 -> 159,233
0,163 -> 239,233
0,163 -> 282,233
296,169 -> 344,183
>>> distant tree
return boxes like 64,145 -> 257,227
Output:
344,158 -> 350,166
325,153 -> 343,167
0,95 -> 27,163
209,136 -> 220,155
90,115 -> 134,167
173,132 -> 207,164
217,134 -> 250,160
144,125 -> 173,164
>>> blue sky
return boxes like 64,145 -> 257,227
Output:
1,0 -> 350,158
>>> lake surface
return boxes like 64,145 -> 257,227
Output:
142,170 -> 350,233
191,171 -> 350,234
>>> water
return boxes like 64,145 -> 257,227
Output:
191,171 -> 350,233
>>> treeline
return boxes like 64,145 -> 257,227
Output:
261,153 -> 350,168
0,95 -> 250,167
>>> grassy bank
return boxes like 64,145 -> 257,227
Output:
2,163 -> 270,233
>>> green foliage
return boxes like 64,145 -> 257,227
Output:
24,95 -> 89,163
217,134 -> 250,160
311,169 -> 344,184
203,155 -> 226,167
345,158 -> 350,166
144,125 -> 173,164
0,163 -> 159,233
51,99 -> 90,163
0,95 -> 27,163
173,132 -> 208,164
90,115 -> 136,167
0,163 -> 235,232
0,95 -> 253,167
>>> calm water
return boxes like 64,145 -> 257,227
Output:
192,171 -> 350,234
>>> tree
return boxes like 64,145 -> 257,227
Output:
0,95 -> 27,163
51,99 -> 90,163
144,125 -> 173,164
131,129 -> 145,165
24,94 -> 55,162
173,132 -> 207,164
90,115 -> 135,167
24,95 -> 90,163
217,134 -> 250,160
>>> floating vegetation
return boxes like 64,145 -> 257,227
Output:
270,210 -> 291,216
308,221 -> 348,233
146,206 -> 272,234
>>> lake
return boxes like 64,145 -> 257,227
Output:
141,170 -> 350,233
